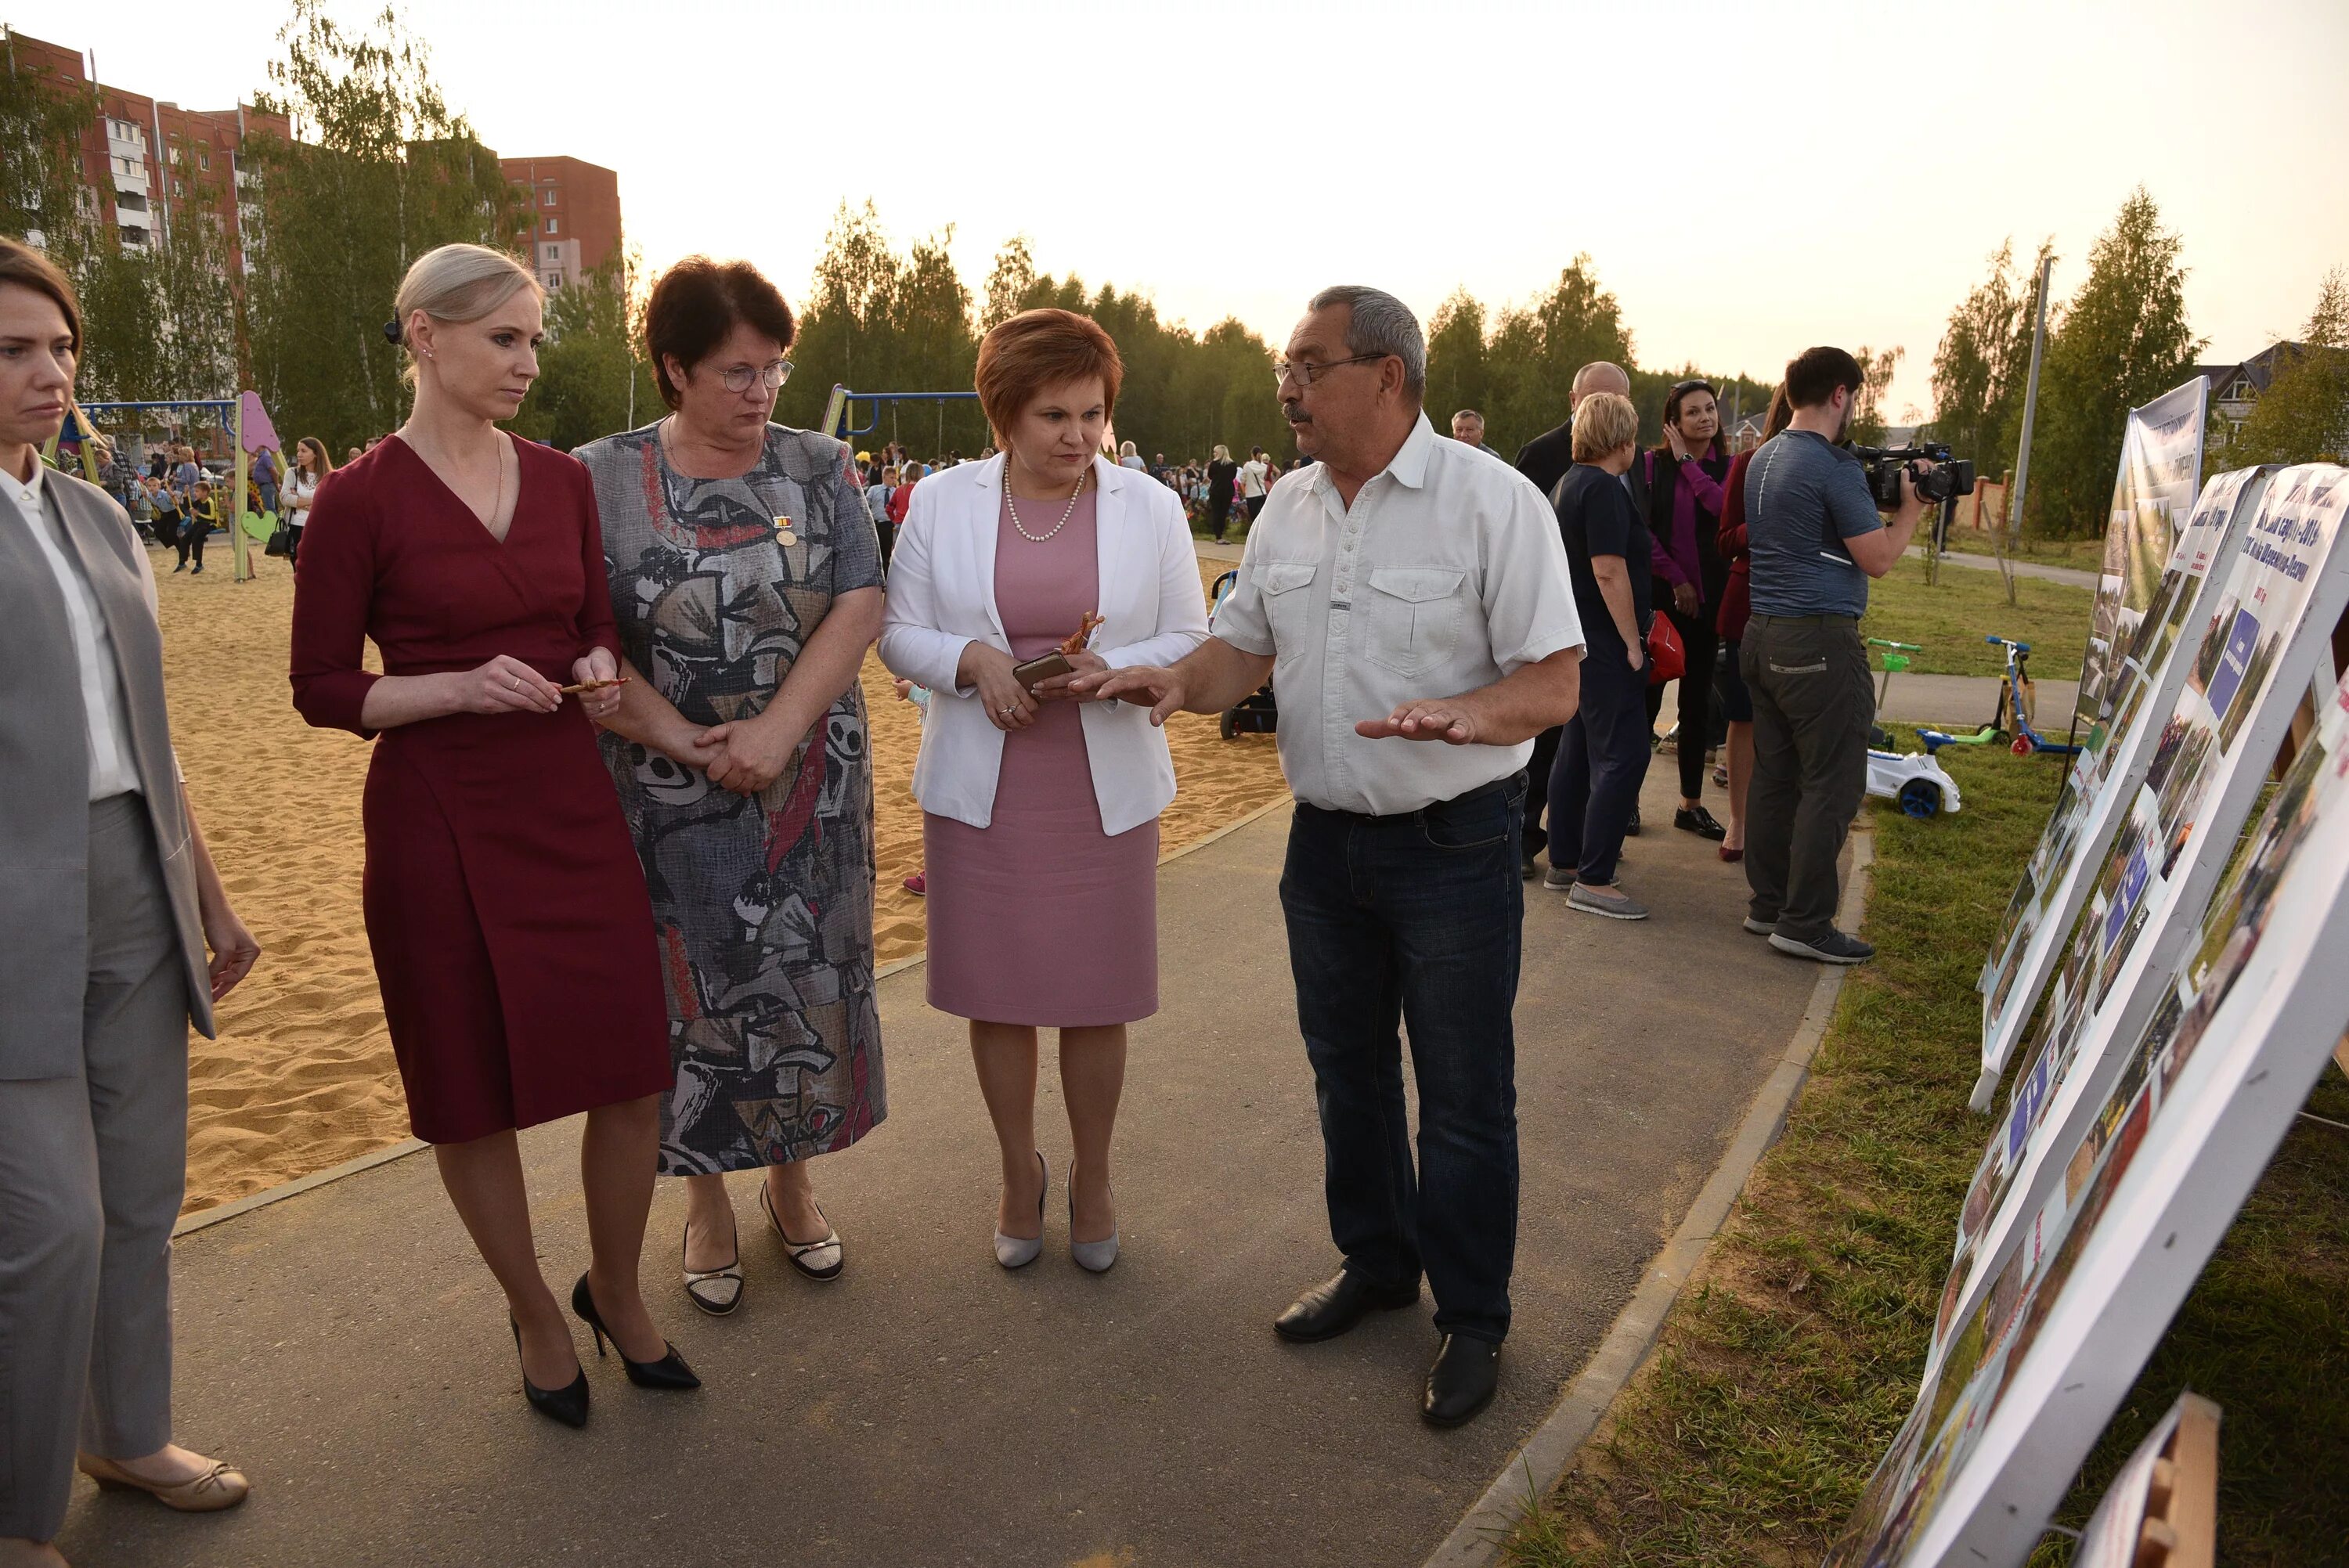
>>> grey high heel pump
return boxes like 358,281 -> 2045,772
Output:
994,1151 -> 1048,1269
1068,1170 -> 1119,1274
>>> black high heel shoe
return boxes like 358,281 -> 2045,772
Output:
510,1318 -> 590,1428
570,1273 -> 701,1390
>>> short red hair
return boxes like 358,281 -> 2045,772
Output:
975,308 -> 1124,441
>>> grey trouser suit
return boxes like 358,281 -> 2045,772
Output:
2,472 -> 215,1541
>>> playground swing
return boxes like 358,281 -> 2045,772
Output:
67,392 -> 284,583
821,384 -> 983,463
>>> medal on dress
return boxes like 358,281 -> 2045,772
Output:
774,515 -> 798,547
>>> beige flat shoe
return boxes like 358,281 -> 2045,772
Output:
77,1452 -> 249,1512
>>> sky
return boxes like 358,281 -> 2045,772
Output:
41,0 -> 2349,424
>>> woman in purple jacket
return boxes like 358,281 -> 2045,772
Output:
1631,378 -> 1734,840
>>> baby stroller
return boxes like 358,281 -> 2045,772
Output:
1207,568 -> 1278,740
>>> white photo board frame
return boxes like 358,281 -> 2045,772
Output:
1826,657 -> 2349,1568
1942,466 -> 2349,1367
1983,464 -> 2349,1103
2074,379 -> 2210,731
1975,468 -> 2269,1104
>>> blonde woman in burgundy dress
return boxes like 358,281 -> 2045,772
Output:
879,309 -> 1207,1274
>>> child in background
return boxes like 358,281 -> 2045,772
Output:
145,476 -> 189,571
893,676 -> 929,896
184,481 -> 218,575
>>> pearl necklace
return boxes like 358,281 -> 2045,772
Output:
1005,467 -> 1087,542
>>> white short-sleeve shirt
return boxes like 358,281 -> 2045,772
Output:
1213,413 -> 1584,815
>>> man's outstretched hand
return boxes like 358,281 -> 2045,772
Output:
1072,665 -> 1187,726
1357,697 -> 1481,745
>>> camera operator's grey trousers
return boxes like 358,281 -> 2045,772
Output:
1741,615 -> 1873,940
0,796 -> 186,1541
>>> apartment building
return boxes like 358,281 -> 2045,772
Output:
4,28 -> 286,269
501,156 -> 622,291
6,29 -> 625,292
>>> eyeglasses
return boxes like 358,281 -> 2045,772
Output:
720,359 -> 793,395
1272,353 -> 1390,389
1670,378 -> 1716,397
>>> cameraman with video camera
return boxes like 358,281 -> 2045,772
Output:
1739,346 -> 1927,964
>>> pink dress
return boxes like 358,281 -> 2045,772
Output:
924,488 -> 1160,1026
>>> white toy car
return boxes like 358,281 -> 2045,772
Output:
1867,749 -> 1962,818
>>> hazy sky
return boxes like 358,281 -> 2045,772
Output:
50,0 -> 2349,423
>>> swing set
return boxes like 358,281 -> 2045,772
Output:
819,384 -> 981,459
52,391 -> 283,582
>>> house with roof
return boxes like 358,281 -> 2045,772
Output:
2192,341 -> 2349,445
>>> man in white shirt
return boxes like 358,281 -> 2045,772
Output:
1236,445 -> 1273,528
1084,285 -> 1584,1428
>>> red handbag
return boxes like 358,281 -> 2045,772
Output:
1645,612 -> 1685,686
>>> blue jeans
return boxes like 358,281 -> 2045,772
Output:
1278,775 -> 1525,1343
1548,638 -> 1651,886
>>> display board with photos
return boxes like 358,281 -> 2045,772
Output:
1974,466 -> 2269,1105
1824,656 -> 2349,1568
1948,464 -> 2349,1368
2073,378 -> 2210,732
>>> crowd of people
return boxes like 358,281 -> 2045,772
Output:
0,220 -> 1927,1564
89,432 -> 345,578
847,439 -> 1309,558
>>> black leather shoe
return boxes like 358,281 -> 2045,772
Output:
1624,807 -> 1642,837
1422,1333 -> 1500,1427
571,1274 -> 701,1390
1273,1269 -> 1421,1343
1675,804 -> 1728,841
510,1319 -> 590,1429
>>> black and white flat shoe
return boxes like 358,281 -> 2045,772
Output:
761,1184 -> 844,1281
680,1217 -> 744,1316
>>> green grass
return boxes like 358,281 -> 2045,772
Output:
1861,554 -> 2094,679
1500,734 -> 2349,1567
1943,529 -> 2109,573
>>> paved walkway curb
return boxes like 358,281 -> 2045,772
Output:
172,1137 -> 428,1238
1420,834 -> 1877,1568
1909,543 -> 2098,589
168,796 -> 1297,1241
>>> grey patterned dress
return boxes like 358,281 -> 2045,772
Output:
575,421 -> 886,1175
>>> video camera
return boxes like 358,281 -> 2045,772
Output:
1853,442 -> 1976,509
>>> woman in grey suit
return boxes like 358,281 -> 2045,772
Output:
0,240 -> 262,1566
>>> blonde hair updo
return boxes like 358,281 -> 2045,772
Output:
393,243 -> 540,383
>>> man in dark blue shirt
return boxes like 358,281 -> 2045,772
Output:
1739,347 -> 1926,964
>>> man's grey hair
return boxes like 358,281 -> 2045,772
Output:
1309,284 -> 1426,399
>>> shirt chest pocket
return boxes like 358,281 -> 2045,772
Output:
1256,561 -> 1319,657
1362,567 -> 1467,678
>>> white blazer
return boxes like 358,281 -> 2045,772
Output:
879,453 -> 1209,836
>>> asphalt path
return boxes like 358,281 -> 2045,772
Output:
62,776 -> 1824,1568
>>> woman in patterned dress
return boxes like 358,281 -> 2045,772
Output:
578,258 -> 886,1316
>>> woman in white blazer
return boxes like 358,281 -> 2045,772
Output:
879,309 -> 1207,1276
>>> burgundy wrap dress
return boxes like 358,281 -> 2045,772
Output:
290,436 -> 672,1143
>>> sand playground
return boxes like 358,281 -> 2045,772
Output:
161,549 -> 1288,1213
